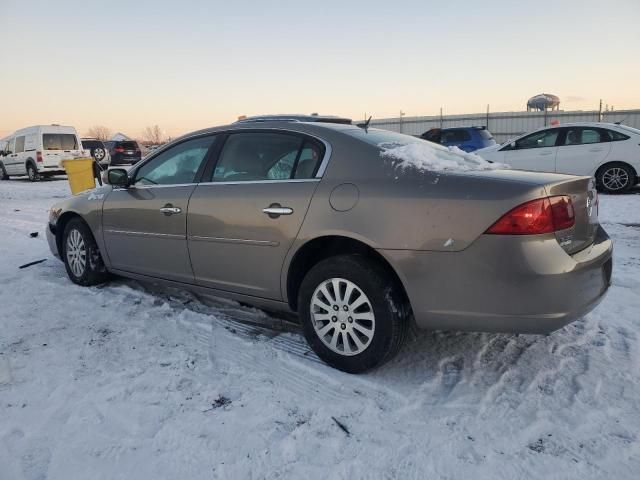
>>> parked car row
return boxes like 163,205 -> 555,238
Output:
476,122 -> 640,194
0,124 -> 144,181
0,125 -> 85,181
419,122 -> 640,193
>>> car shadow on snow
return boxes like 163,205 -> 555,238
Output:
101,275 -> 582,405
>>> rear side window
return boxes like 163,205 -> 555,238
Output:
43,134 -> 78,150
441,130 -> 471,143
15,136 -> 25,153
564,128 -> 609,145
212,133 -> 323,182
608,129 -> 630,141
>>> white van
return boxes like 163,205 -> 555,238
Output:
0,125 -> 87,181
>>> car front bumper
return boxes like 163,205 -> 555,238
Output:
379,225 -> 613,334
46,222 -> 60,260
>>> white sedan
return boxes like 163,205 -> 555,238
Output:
476,122 -> 640,193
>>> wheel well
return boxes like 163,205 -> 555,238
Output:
286,235 -> 410,312
54,212 -> 85,257
595,161 -> 638,182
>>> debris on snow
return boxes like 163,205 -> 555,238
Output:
331,416 -> 351,436
18,258 -> 47,269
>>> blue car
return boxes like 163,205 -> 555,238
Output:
420,126 -> 496,152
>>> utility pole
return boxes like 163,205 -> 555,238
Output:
598,99 -> 603,122
439,107 -> 443,128
486,104 -> 490,129
399,110 -> 405,133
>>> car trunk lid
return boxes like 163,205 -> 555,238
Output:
544,176 -> 599,255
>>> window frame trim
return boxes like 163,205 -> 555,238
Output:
126,128 -> 333,188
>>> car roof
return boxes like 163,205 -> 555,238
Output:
235,114 -> 352,124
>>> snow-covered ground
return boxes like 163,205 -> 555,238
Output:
1,178 -> 639,480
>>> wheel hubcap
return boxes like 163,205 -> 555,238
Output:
95,149 -> 104,160
66,229 -> 87,277
311,278 -> 375,356
602,167 -> 629,191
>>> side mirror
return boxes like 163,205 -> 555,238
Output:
107,168 -> 129,187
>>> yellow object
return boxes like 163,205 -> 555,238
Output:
62,158 -> 95,194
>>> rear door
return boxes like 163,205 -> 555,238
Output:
188,131 -> 325,299
102,135 -> 216,282
503,128 -> 561,172
555,127 -> 612,176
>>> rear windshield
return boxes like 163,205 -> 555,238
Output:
43,134 -> 78,150
617,125 -> 640,136
343,128 -> 423,147
119,141 -> 138,149
81,140 -> 102,148
477,129 -> 493,140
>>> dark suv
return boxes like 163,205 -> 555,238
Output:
104,140 -> 141,166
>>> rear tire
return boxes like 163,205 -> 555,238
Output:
0,164 -> 9,180
596,162 -> 635,194
26,163 -> 40,182
298,254 -> 409,373
62,218 -> 110,286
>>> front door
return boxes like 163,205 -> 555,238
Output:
102,135 -> 216,282
503,128 -> 561,173
188,131 -> 325,299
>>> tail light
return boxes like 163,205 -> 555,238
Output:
486,196 -> 575,235
115,147 -> 124,153
36,151 -> 43,163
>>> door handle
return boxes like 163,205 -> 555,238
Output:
539,151 -> 553,156
160,204 -> 182,215
588,148 -> 603,152
263,204 -> 293,218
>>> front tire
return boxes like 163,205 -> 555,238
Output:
62,218 -> 110,286
596,163 -> 635,194
27,163 -> 40,182
0,164 -> 9,180
298,255 -> 409,373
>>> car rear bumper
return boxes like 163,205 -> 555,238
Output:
379,225 -> 613,334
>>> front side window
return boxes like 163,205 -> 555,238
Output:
134,136 -> 215,186
43,134 -> 78,150
7,138 -> 15,154
15,136 -> 25,153
564,128 -> 606,146
515,129 -> 559,149
212,133 -> 323,182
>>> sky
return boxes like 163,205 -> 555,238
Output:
1,0 -> 639,139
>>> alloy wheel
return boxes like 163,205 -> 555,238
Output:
66,229 -> 87,277
94,148 -> 105,160
602,167 -> 629,191
310,278 -> 376,356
